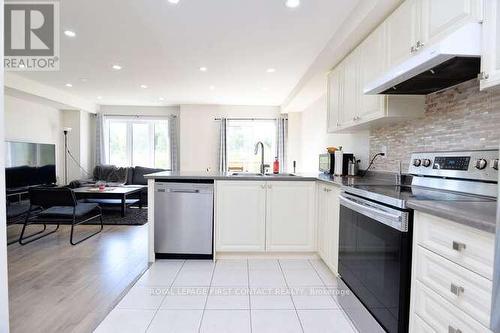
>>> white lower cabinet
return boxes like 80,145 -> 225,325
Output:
266,181 -> 316,252
410,211 -> 494,333
215,180 -> 316,253
317,183 -> 341,274
215,181 -> 267,252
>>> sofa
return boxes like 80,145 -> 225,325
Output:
69,165 -> 166,206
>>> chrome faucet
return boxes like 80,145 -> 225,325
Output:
254,141 -> 265,174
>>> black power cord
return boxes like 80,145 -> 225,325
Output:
360,152 -> 385,177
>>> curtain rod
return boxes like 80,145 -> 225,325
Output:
100,114 -> 177,118
214,117 -> 280,121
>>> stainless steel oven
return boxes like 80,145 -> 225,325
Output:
338,192 -> 412,333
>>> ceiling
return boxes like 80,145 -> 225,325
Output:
16,0 -> 360,107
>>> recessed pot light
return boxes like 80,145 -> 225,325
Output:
285,0 -> 300,8
159,97 -> 165,101
266,68 -> 276,73
64,30 -> 76,37
209,85 -> 215,90
97,96 -> 103,100
65,83 -> 73,87
199,67 -> 208,72
168,0 -> 180,4
140,84 -> 148,89
112,64 -> 122,70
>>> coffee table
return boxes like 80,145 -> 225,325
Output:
73,186 -> 145,217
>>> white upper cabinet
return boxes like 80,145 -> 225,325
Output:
326,0 -> 484,133
358,23 -> 387,122
326,65 -> 342,132
421,0 -> 483,46
339,51 -> 359,127
266,182 -> 316,252
386,0 -> 420,69
216,181 -> 267,252
480,0 -> 500,90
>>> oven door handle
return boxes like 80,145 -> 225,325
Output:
339,194 -> 409,232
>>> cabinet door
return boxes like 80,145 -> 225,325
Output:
339,51 -> 358,128
358,23 -> 387,122
326,186 -> 341,274
266,182 -> 316,252
480,0 -> 500,90
421,0 -> 483,45
216,181 -> 266,252
386,0 -> 420,68
317,185 -> 329,260
327,65 -> 343,132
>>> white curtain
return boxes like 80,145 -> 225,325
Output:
218,118 -> 227,172
277,115 -> 288,172
95,113 -> 106,166
169,115 -> 180,171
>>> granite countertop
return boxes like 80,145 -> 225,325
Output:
145,171 -> 498,233
407,200 -> 498,234
144,170 -> 398,186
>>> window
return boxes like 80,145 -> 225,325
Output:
226,119 -> 277,173
105,117 -> 171,169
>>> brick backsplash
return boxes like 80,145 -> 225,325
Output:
369,79 -> 500,173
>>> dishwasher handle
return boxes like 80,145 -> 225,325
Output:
157,188 -> 200,194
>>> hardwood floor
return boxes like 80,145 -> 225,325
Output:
7,223 -> 148,333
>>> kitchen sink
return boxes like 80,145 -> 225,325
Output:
229,172 -> 296,177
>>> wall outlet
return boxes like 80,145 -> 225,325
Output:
381,145 -> 387,157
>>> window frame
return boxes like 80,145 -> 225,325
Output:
104,115 -> 171,170
225,118 -> 279,173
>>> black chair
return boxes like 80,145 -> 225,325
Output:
19,187 -> 103,245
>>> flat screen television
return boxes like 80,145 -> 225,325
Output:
5,141 -> 57,189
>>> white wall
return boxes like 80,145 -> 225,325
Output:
0,0 -> 11,329
288,94 -> 370,173
5,94 -> 65,183
179,105 -> 281,172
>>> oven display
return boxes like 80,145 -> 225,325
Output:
433,156 -> 470,170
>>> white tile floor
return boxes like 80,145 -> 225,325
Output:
94,259 -> 358,333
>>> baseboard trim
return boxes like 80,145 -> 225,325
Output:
214,252 -> 319,260
155,253 -> 213,260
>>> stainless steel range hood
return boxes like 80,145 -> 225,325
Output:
364,23 -> 481,95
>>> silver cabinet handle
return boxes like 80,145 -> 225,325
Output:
261,184 -> 266,189
450,283 -> 464,296
452,241 -> 466,251
410,45 -> 416,54
267,185 -> 272,189
448,325 -> 462,333
416,40 -> 424,49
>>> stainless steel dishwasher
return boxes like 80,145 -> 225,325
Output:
154,181 -> 214,259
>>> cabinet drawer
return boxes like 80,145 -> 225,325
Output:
414,281 -> 491,333
411,314 -> 435,333
415,246 -> 492,326
415,212 -> 495,279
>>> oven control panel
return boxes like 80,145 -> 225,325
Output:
408,150 -> 499,182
